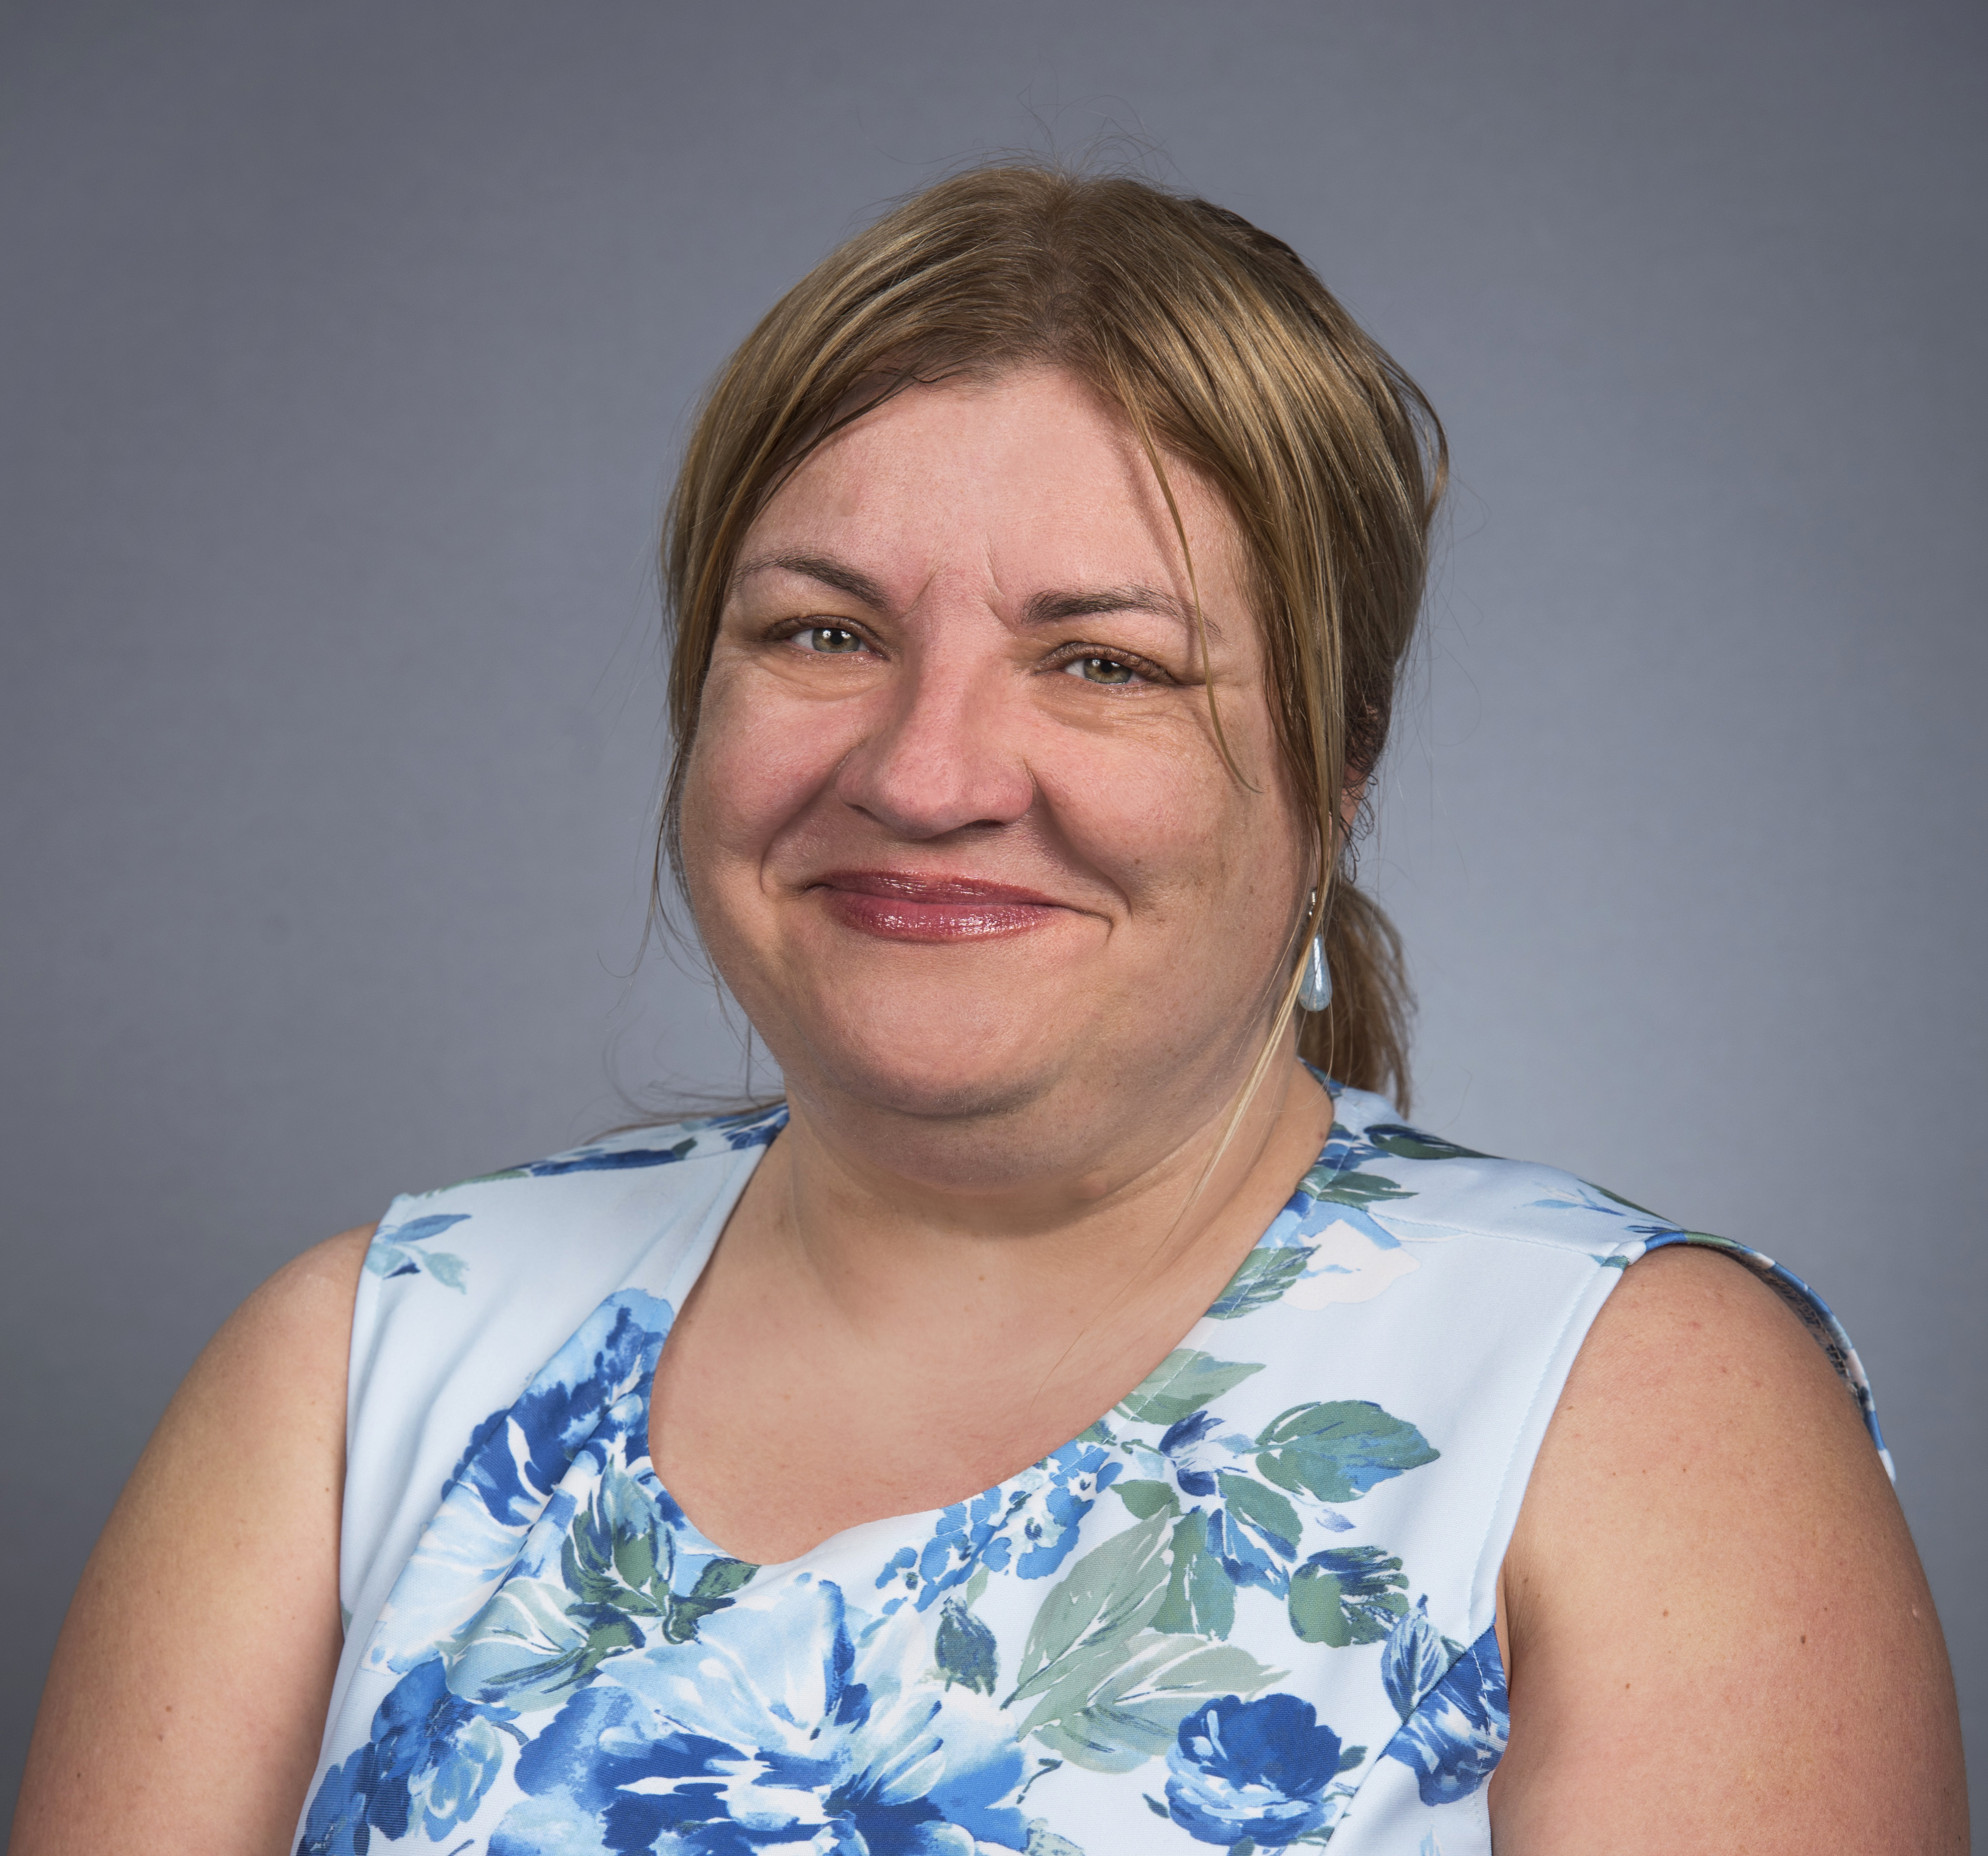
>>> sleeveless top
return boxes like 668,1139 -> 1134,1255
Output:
296,1082 -> 1887,1856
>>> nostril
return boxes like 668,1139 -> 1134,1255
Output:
832,718 -> 1034,839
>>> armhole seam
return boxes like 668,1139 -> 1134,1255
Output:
1465,1239 -> 1639,1640
1635,1231 -> 1892,1479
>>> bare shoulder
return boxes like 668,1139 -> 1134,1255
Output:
10,1226 -> 375,1856
1545,1243 -> 1875,1471
142,1222 -> 374,1478
205,1223 -> 375,1389
1491,1243 -> 1966,1853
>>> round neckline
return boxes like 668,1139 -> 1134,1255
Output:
630,1080 -> 1359,1578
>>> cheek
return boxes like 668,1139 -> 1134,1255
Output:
1040,723 -> 1293,921
679,669 -> 846,885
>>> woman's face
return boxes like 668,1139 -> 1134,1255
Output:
679,367 -> 1308,1153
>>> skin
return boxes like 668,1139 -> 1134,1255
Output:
12,1230 -> 371,1854
656,367 -> 1335,1560
13,368 -> 1965,1851
1490,1246 -> 1965,1849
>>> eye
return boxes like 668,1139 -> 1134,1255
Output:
1062,654 -> 1141,686
800,625 -> 866,655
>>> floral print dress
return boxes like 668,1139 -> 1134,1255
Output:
301,1082 -> 1886,1855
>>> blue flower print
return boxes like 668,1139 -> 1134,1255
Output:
884,1440 -> 1122,1608
1381,1627 -> 1508,1806
364,1292 -> 674,1679
298,1657 -> 514,1854
498,1574 -> 1031,1853
1159,1412 -> 1241,1500
711,1101 -> 788,1151
1379,1599 -> 1454,1721
448,1292 -> 668,1529
495,1103 -> 788,1180
1153,1413 -> 1303,1596
509,1139 -> 697,1178
300,1082 -> 1893,1853
1146,1412 -> 1409,1601
1164,1693 -> 1354,1847
437,1458 -> 754,1716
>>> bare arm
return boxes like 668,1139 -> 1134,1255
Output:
10,1228 -> 373,1856
1490,1245 -> 1966,1851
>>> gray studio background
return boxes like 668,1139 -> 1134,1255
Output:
4,0 -> 1983,1832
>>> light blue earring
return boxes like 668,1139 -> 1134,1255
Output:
1298,893 -> 1332,1012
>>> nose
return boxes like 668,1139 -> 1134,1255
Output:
832,646 -> 1035,839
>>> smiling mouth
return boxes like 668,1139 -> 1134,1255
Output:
808,870 -> 1068,942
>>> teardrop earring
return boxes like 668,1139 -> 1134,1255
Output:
1298,894 -> 1332,1012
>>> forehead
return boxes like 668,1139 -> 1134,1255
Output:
743,368 -> 1244,599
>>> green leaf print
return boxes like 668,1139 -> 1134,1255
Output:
1364,1127 -> 1489,1163
446,1576 -> 637,1708
1216,1471 -> 1302,1558
1206,1245 -> 1310,1320
1117,1349 -> 1265,1426
1023,1824 -> 1086,1856
664,1557 -> 757,1645
1007,1509 -> 1283,1772
363,1241 -> 471,1291
1286,1545 -> 1409,1646
1151,1512 -> 1235,1639
1112,1479 -> 1180,1521
1017,1629 -> 1284,1773
611,1523 -> 662,1598
1307,1164 -> 1417,1210
420,1250 -> 471,1290
1255,1401 -> 1440,1503
558,1478 -> 755,1646
936,1597 -> 999,1696
563,1508 -> 662,1619
1010,1508 -> 1173,1702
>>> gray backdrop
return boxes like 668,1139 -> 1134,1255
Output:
3,0 -> 1982,1834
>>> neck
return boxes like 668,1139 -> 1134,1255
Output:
740,1036 -> 1334,1366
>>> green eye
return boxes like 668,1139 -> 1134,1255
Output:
805,626 -> 864,654
1065,654 -> 1137,685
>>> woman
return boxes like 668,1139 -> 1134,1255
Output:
14,166 -> 1965,1854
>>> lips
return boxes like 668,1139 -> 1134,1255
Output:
807,869 -> 1067,942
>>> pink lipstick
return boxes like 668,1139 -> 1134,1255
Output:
808,870 -> 1066,942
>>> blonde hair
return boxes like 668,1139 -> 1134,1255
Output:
659,165 -> 1443,1107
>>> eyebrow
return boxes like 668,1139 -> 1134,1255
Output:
731,552 -> 1218,640
731,552 -> 891,610
1023,583 -> 1217,640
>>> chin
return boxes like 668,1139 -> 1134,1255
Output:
782,981 -> 1088,1125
